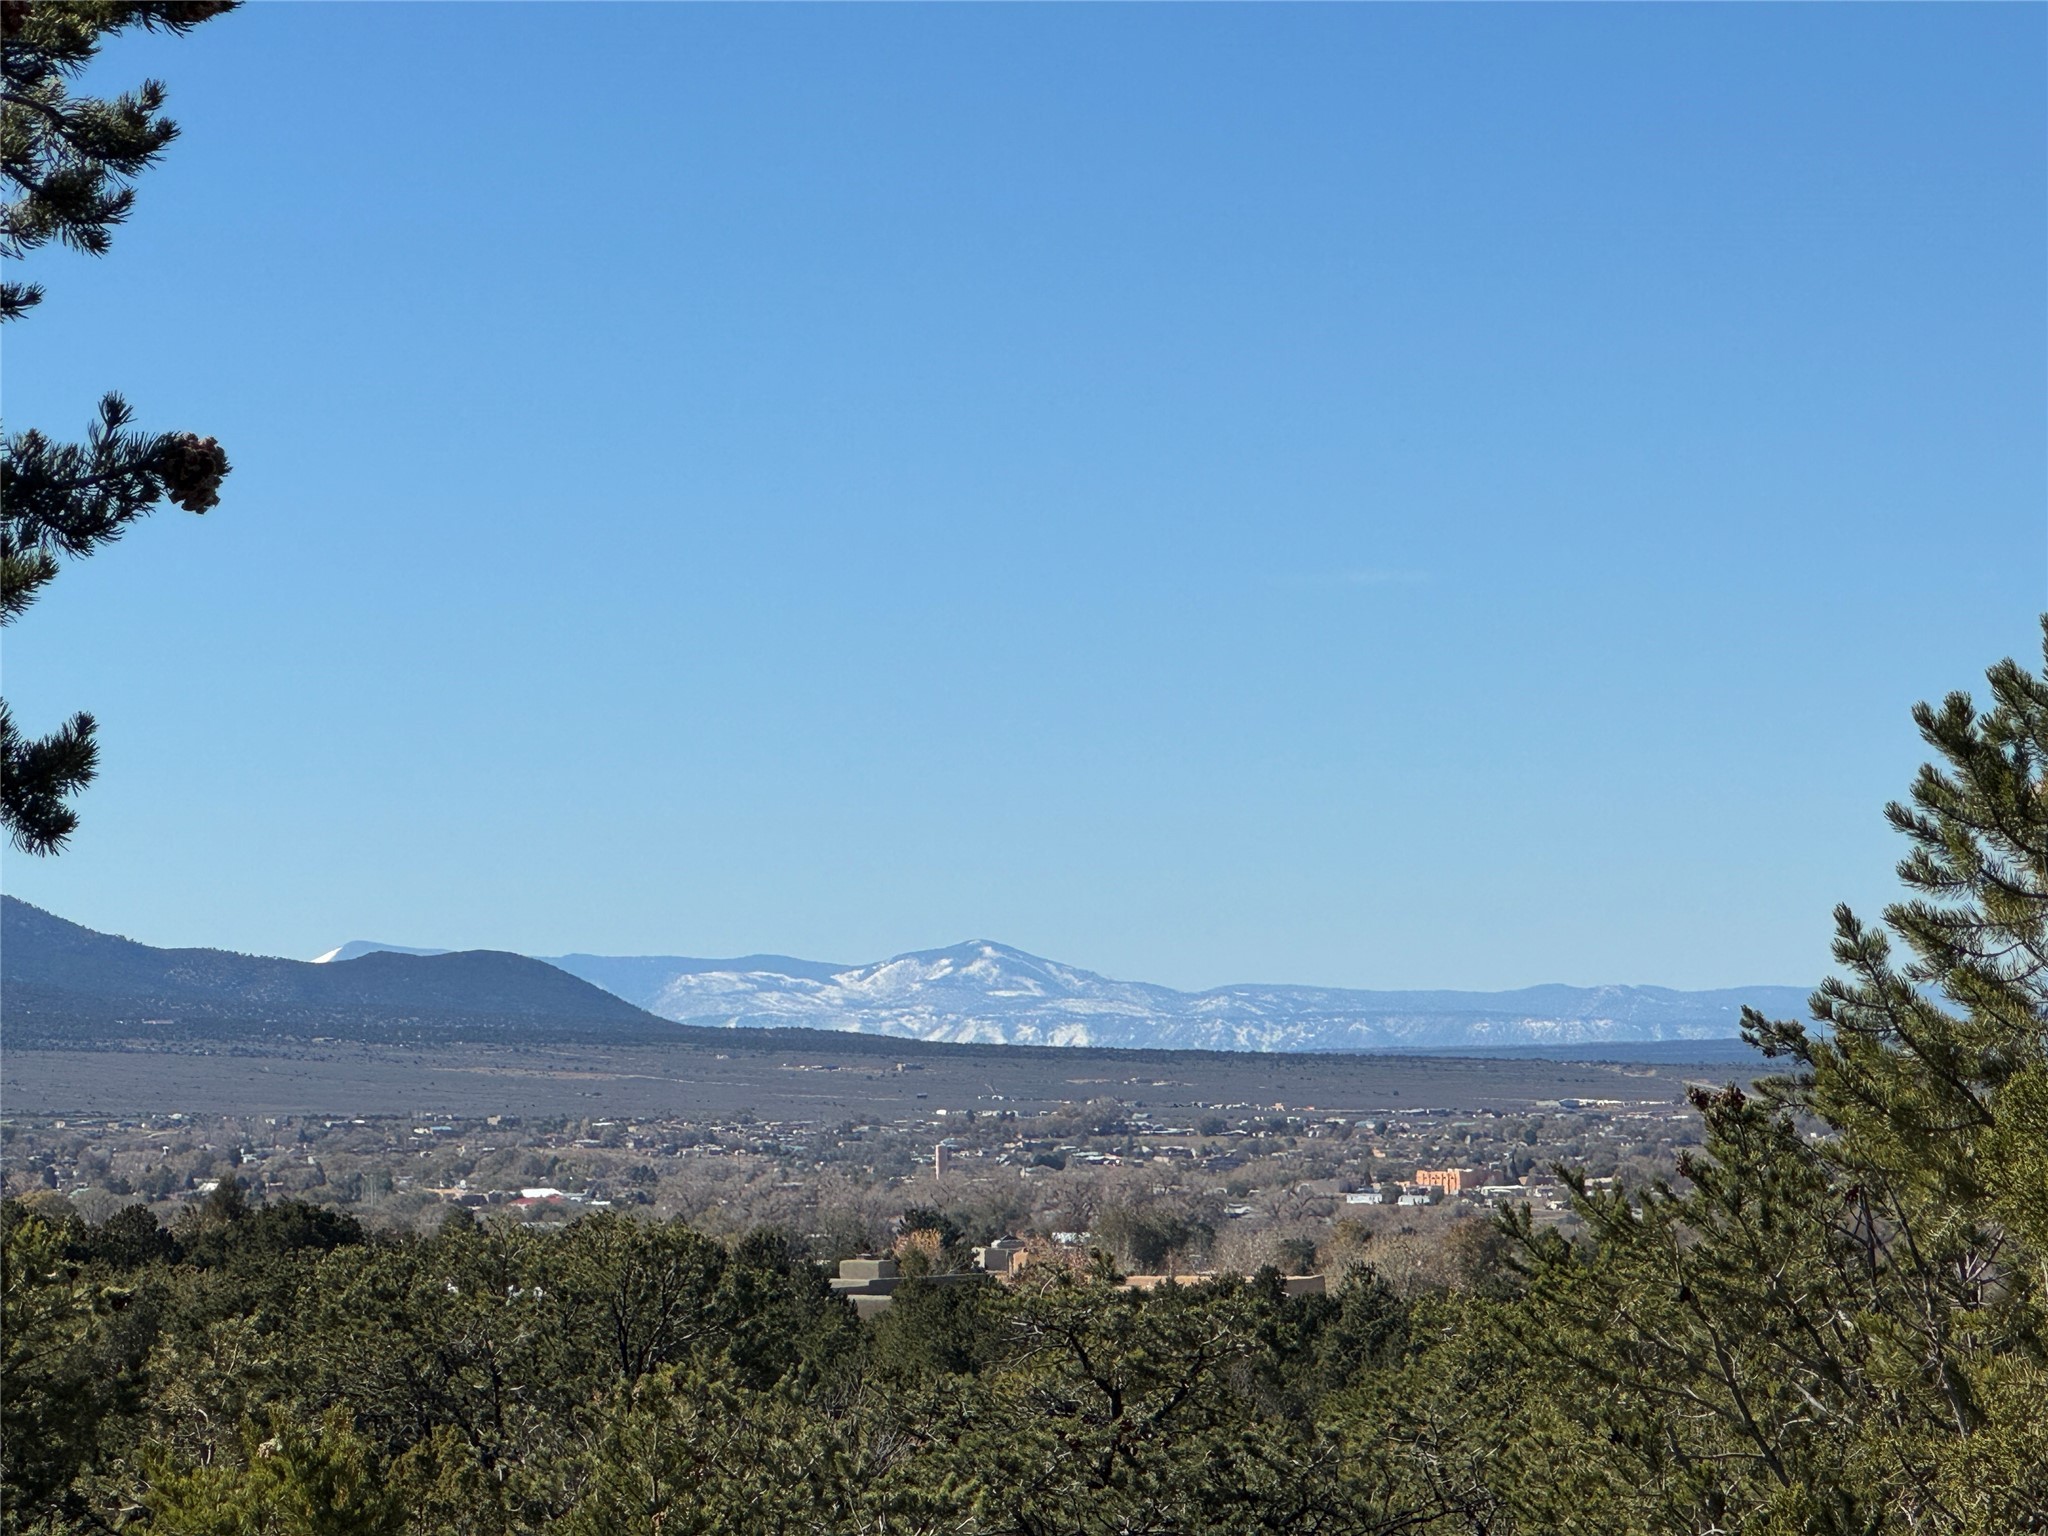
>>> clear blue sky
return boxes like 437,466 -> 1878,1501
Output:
5,3 -> 2043,990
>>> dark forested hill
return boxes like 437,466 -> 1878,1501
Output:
1,897 -> 669,1044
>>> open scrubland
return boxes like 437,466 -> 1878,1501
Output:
1,1032 -> 1720,1120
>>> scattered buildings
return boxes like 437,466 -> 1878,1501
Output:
5,1090 -> 1699,1277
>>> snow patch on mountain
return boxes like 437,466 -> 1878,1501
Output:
306,933 -> 1804,1052
310,941 -> 450,964
561,939 -> 1806,1053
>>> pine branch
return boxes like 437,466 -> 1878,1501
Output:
0,700 -> 98,854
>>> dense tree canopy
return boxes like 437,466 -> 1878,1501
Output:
0,1 -> 235,855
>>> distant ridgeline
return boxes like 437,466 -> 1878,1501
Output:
5,896 -> 1800,1056
0,897 -> 1794,1064
0,898 -> 673,1048
330,934 -> 1805,1053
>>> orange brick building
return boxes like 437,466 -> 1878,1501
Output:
1415,1167 -> 1481,1194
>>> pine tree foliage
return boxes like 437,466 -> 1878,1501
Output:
1502,621 -> 2048,1534
0,0 -> 235,855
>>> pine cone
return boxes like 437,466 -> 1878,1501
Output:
155,433 -> 230,512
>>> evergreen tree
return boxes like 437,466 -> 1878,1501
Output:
142,1408 -> 405,1536
1497,620 -> 2048,1534
1,0 -> 235,854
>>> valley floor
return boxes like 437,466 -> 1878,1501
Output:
3,1038 -> 1730,1121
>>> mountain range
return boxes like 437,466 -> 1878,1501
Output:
3,897 -> 1810,1054
1,897 -> 662,1046
306,929 -> 1809,1053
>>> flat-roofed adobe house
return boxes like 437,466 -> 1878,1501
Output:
1415,1167 -> 1481,1195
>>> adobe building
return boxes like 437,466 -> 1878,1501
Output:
975,1236 -> 1029,1276
1415,1167 -> 1482,1195
829,1254 -> 989,1318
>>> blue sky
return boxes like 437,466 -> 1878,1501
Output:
4,3 -> 2042,990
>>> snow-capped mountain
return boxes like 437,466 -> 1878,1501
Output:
312,937 -> 1807,1052
628,942 -> 1184,1047
614,941 -> 1808,1051
307,937 -> 1810,1056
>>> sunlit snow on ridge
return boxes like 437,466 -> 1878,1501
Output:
305,935 -> 1804,1053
